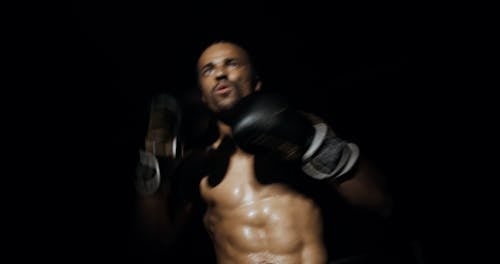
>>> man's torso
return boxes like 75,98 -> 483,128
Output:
199,148 -> 327,264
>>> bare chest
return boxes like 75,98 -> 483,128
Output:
199,149 -> 321,226
201,150 -> 260,208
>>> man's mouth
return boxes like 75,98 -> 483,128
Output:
214,83 -> 232,95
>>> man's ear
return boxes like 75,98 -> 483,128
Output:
254,80 -> 262,92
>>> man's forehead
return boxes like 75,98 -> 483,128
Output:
198,43 -> 249,67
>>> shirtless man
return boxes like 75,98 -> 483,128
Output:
134,41 -> 392,264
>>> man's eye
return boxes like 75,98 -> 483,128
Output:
228,61 -> 240,68
202,68 -> 214,76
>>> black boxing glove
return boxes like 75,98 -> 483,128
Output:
219,92 -> 360,181
135,93 -> 183,195
219,92 -> 314,161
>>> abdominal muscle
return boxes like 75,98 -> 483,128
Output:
200,150 -> 327,264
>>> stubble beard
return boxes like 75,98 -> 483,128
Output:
211,88 -> 244,113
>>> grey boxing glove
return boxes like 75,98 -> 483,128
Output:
135,150 -> 162,195
301,122 -> 360,181
135,93 -> 183,195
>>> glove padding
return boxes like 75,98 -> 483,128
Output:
135,93 -> 183,195
218,92 -> 315,161
301,125 -> 360,181
219,92 -> 360,181
135,150 -> 162,195
145,93 -> 182,158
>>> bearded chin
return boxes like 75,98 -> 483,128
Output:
213,97 -> 238,113
212,89 -> 244,112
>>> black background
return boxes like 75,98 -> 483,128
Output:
13,1 -> 491,263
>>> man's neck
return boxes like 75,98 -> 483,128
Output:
212,120 -> 232,149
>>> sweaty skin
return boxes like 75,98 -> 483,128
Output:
200,148 -> 327,264
197,42 -> 328,264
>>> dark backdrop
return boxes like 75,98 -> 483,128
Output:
16,2 -> 488,263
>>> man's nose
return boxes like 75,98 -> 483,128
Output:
215,67 -> 227,80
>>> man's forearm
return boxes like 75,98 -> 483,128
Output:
333,157 -> 393,217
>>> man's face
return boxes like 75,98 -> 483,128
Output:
197,42 -> 260,113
